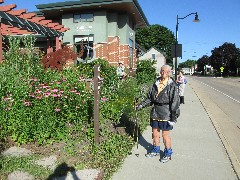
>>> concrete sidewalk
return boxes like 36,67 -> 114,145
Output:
111,79 -> 238,180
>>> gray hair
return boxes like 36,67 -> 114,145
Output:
161,64 -> 172,71
160,64 -> 172,77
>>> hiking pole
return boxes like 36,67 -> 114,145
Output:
134,98 -> 139,157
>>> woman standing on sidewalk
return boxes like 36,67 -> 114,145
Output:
137,65 -> 180,163
176,71 -> 185,104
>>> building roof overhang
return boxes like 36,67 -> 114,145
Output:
0,1 -> 70,37
0,11 -> 63,37
36,0 -> 149,28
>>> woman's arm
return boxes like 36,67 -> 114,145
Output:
169,84 -> 180,121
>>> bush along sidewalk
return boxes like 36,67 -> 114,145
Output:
0,36 -> 155,179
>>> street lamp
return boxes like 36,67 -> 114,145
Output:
174,12 -> 200,80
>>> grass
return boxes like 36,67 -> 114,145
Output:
0,156 -> 51,179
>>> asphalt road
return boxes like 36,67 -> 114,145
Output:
190,76 -> 240,127
189,76 -> 240,177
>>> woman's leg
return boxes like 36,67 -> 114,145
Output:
146,127 -> 160,157
162,130 -> 171,149
152,128 -> 160,146
161,130 -> 173,163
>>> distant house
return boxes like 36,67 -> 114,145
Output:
139,47 -> 166,74
35,0 -> 149,69
182,68 -> 192,75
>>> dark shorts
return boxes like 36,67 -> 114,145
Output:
150,119 -> 173,131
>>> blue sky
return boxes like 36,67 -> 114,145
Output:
138,0 -> 240,63
3,0 -> 240,63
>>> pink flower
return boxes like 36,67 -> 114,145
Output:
25,101 -> 30,106
52,94 -> 58,97
51,89 -> 58,92
70,89 -> 77,93
29,94 -> 35,98
55,108 -> 61,112
36,95 -> 42,99
43,92 -> 51,97
2,97 -> 14,102
35,90 -> 42,94
2,97 -> 9,101
75,92 -> 80,95
6,107 -> 11,111
41,86 -> 49,89
30,78 -> 37,81
101,97 -> 108,101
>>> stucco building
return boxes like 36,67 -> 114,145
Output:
35,0 -> 149,69
139,47 -> 167,74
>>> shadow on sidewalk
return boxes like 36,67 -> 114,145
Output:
47,162 -> 78,180
138,133 -> 152,152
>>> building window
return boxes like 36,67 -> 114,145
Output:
74,35 -> 94,60
81,14 -> 94,22
73,14 -> 81,23
73,13 -> 94,23
152,53 -> 156,60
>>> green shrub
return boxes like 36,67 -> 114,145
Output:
136,59 -> 157,84
0,35 -> 150,179
0,36 -> 93,144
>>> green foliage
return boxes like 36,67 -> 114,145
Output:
209,42 -> 240,75
76,58 -> 120,91
100,78 -> 139,124
0,156 -> 51,179
89,133 -> 133,179
179,59 -> 196,68
0,36 -> 150,179
1,37 -> 94,145
135,60 -> 157,84
197,55 -> 210,74
136,24 -> 175,64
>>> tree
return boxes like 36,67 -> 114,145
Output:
197,55 -> 210,74
136,24 -> 175,65
209,42 -> 240,75
179,59 -> 196,68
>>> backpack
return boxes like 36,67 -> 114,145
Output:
184,78 -> 187,84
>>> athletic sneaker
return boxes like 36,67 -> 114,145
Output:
160,147 -> 173,163
160,155 -> 171,163
145,146 -> 160,158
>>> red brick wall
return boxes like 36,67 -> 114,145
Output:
108,36 -> 119,65
133,49 -> 137,69
93,36 -> 137,68
95,43 -> 108,60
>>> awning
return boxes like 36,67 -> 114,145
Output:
0,1 -> 69,37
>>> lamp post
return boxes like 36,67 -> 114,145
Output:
174,12 -> 200,80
